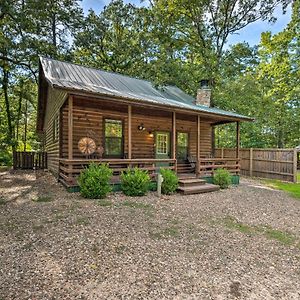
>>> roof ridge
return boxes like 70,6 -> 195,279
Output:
39,56 -> 181,91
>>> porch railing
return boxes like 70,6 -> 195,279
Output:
59,158 -> 177,187
197,158 -> 240,176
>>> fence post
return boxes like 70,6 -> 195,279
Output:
249,148 -> 253,177
293,149 -> 298,183
221,148 -> 224,159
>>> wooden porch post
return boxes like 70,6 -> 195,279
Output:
128,105 -> 132,159
172,112 -> 176,172
236,121 -> 240,176
236,121 -> 240,159
196,115 -> 201,177
67,95 -> 73,184
68,95 -> 73,160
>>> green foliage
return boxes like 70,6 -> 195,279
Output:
1,0 -> 299,160
0,151 -> 12,166
78,163 -> 112,199
120,168 -> 150,196
160,168 -> 178,194
213,168 -> 231,189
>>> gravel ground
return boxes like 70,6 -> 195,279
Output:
0,170 -> 300,300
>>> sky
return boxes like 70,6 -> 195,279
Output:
81,0 -> 292,47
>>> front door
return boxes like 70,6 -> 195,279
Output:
155,131 -> 170,161
177,132 -> 189,161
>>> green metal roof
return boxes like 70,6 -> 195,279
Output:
40,57 -> 253,121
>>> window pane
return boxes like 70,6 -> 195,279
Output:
105,119 -> 122,137
177,132 -> 188,147
157,134 -> 168,154
105,137 -> 122,156
177,132 -> 188,160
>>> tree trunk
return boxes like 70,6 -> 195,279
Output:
2,68 -> 16,151
52,13 -> 57,51
23,99 -> 28,151
16,82 -> 24,143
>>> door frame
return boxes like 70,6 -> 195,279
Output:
176,131 -> 190,161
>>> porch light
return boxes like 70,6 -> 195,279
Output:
148,131 -> 154,138
138,123 -> 145,131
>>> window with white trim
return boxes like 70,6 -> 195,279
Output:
156,133 -> 168,154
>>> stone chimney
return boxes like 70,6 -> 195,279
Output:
195,79 -> 211,107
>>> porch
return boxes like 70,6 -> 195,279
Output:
57,94 -> 241,189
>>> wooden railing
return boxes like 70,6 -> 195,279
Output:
13,151 -> 47,170
197,158 -> 240,176
59,158 -> 177,187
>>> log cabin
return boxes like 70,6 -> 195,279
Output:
37,57 -> 253,192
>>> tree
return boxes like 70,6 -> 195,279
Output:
74,0 -> 150,75
0,0 -> 83,163
151,0 -> 291,96
258,0 -> 300,147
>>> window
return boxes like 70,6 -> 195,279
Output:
156,133 -> 168,154
53,114 -> 59,141
104,119 -> 123,157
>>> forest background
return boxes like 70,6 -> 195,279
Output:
0,0 -> 299,165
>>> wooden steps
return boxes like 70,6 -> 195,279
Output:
178,178 -> 220,195
176,161 -> 195,174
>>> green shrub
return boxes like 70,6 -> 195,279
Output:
120,168 -> 150,196
0,151 -> 12,166
213,168 -> 231,189
78,163 -> 112,199
160,168 -> 178,194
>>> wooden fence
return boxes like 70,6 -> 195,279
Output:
215,148 -> 298,183
13,152 -> 47,170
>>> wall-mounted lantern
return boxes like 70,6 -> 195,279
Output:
138,123 -> 145,131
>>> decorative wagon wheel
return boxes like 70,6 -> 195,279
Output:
78,137 -> 96,155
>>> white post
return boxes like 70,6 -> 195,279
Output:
157,174 -> 164,197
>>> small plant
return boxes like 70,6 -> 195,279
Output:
33,195 -> 53,202
213,168 -> 231,189
120,168 -> 150,196
78,163 -> 112,199
160,168 -> 178,194
97,199 -> 113,207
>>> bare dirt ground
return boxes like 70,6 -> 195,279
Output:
0,170 -> 300,300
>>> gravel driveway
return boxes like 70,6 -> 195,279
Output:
0,170 -> 300,300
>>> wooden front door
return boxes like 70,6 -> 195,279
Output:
155,131 -> 170,160
177,132 -> 189,161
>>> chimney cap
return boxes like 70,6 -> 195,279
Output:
200,79 -> 210,89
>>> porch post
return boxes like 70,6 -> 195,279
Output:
236,121 -> 240,176
128,105 -> 132,159
67,95 -> 73,184
196,115 -> 201,177
68,95 -> 73,160
172,112 -> 176,172
236,121 -> 240,159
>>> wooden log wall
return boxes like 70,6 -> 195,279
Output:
61,97 -> 212,160
215,148 -> 297,182
44,87 -> 67,176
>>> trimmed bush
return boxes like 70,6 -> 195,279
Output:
78,163 -> 112,199
120,168 -> 150,196
160,168 -> 178,194
213,168 -> 231,189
